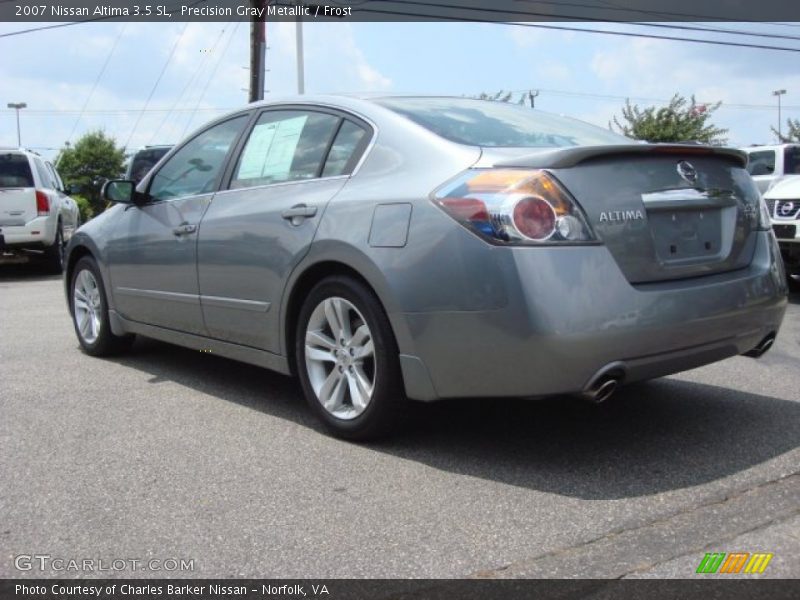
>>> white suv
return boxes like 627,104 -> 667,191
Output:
742,144 -> 800,193
763,175 -> 800,287
0,148 -> 80,272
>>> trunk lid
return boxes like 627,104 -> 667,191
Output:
0,153 -> 37,226
491,145 -> 761,284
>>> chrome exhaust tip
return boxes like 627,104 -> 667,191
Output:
744,333 -> 776,358
579,375 -> 621,404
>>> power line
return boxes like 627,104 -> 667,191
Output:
181,21 -> 242,139
66,23 -> 127,143
177,25 -> 229,139
123,21 -> 190,149
347,3 -> 800,53
150,22 -> 217,143
501,0 -> 800,42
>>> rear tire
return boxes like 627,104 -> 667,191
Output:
70,256 -> 134,356
295,276 -> 406,440
44,225 -> 65,273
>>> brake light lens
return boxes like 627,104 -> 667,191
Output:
433,169 -> 595,244
35,190 -> 50,216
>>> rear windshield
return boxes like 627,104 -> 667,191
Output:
0,153 -> 34,188
128,147 -> 171,182
374,97 -> 630,148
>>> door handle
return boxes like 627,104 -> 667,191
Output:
281,204 -> 317,223
172,223 -> 197,236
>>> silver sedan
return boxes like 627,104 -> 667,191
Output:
64,96 -> 788,439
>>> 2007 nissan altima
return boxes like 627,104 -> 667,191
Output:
64,96 -> 788,439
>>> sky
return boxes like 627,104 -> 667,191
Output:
2,19 -> 800,160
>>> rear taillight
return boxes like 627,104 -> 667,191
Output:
433,169 -> 595,244
35,190 -> 50,216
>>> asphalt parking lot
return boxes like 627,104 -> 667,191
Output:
1,265 -> 798,579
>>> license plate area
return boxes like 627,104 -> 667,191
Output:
648,208 -> 727,265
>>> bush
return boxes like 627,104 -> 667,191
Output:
74,195 -> 94,224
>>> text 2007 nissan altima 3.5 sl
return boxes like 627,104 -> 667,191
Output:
63,96 -> 788,439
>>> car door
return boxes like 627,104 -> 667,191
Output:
196,108 -> 372,352
106,114 -> 250,335
45,161 -> 78,237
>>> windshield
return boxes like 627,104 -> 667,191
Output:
375,97 -> 630,148
0,153 -> 34,188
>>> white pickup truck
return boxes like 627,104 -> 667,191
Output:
764,175 -> 800,288
0,148 -> 80,272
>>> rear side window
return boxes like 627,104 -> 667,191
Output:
33,158 -> 55,189
0,154 -> 34,188
230,110 -> 341,189
784,146 -> 800,175
746,150 -> 776,176
322,120 -> 369,177
375,97 -> 630,148
46,162 -> 63,191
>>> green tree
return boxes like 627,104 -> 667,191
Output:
57,130 -> 126,216
772,119 -> 800,143
611,94 -> 728,145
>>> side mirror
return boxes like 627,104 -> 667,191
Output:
103,179 -> 139,205
63,183 -> 76,195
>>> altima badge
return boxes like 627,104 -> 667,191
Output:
599,210 -> 645,223
677,160 -> 699,185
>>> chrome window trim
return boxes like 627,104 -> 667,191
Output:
213,174 -> 350,197
233,101 -> 379,180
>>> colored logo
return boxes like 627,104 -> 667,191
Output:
696,552 -> 773,574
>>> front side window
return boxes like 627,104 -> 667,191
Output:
746,150 -> 776,176
230,110 -> 341,190
149,116 -> 247,201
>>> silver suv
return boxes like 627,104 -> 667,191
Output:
0,148 -> 80,272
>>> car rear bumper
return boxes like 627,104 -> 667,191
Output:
0,216 -> 57,249
397,231 -> 788,401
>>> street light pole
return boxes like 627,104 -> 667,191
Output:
773,89 -> 787,142
7,102 -> 27,147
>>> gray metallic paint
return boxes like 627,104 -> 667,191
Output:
64,95 -> 788,402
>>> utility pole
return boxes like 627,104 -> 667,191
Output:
248,0 -> 266,103
296,2 -> 305,94
7,102 -> 26,147
773,89 -> 787,141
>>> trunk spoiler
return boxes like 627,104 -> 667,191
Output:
490,144 -> 747,170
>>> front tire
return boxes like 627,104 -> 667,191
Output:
70,256 -> 134,356
295,276 -> 406,440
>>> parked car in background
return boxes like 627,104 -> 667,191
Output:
125,145 -> 172,185
0,148 -> 80,272
742,143 -> 800,193
64,95 -> 787,439
763,175 -> 800,287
